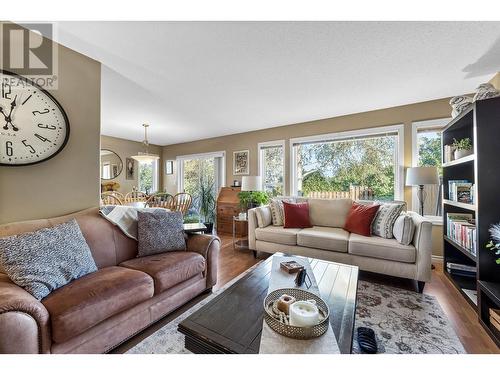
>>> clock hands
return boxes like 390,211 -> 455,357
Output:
1,95 -> 19,131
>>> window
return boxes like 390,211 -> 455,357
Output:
138,160 -> 159,194
290,125 -> 404,200
258,141 -> 285,197
177,151 -> 225,222
412,118 -> 450,216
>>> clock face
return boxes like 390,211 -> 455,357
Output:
0,70 -> 70,166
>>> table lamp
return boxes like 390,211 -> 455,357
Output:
405,167 -> 439,216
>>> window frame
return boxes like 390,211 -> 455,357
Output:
138,159 -> 159,194
258,139 -> 286,195
289,124 -> 405,199
411,118 -> 450,220
176,150 -> 226,193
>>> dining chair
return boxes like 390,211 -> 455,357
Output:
144,192 -> 174,209
172,193 -> 192,215
124,191 -> 148,203
101,191 -> 124,206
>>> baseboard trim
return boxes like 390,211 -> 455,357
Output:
432,255 -> 443,263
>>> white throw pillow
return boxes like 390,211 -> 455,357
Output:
393,214 -> 415,246
255,206 -> 273,228
269,198 -> 294,226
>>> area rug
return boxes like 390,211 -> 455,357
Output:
126,267 -> 466,354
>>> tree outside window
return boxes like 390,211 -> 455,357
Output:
261,144 -> 284,197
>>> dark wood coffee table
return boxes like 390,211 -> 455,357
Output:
178,254 -> 359,354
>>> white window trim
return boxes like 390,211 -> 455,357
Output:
289,124 -> 405,199
411,118 -> 450,218
176,151 -> 226,193
258,140 -> 286,193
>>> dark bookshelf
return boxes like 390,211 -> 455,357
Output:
442,96 -> 500,346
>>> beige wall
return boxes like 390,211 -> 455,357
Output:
489,72 -> 500,90
0,25 -> 101,224
162,97 -> 454,256
100,135 -> 162,194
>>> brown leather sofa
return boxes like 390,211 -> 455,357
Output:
0,207 -> 220,354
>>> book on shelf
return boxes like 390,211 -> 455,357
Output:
490,308 -> 500,324
446,213 -> 477,255
446,262 -> 476,272
444,145 -> 454,163
448,180 -> 474,204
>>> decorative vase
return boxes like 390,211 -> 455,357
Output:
473,83 -> 500,102
203,222 -> 214,234
449,95 -> 473,118
454,149 -> 473,160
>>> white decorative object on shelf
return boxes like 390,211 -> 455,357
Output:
473,83 -> 500,102
449,95 -> 473,118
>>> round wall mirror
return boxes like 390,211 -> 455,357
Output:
100,149 -> 123,180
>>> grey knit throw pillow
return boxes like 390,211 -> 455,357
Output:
137,210 -> 186,257
0,219 -> 97,300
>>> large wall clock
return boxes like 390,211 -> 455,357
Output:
0,70 -> 70,166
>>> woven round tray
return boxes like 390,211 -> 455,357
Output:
263,288 -> 330,340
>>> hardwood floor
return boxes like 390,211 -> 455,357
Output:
114,234 -> 499,354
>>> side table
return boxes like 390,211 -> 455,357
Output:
232,216 -> 256,258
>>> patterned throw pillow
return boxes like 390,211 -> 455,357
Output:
371,202 -> 405,238
0,219 -> 97,300
393,214 -> 415,245
137,210 -> 186,257
269,198 -> 294,226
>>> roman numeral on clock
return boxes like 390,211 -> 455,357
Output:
34,133 -> 50,142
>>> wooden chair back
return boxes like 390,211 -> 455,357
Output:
125,191 -> 147,203
101,192 -> 124,206
172,193 -> 192,215
145,193 -> 174,209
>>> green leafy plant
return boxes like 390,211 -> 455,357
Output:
196,179 -> 216,223
238,191 -> 269,210
452,138 -> 473,151
486,223 -> 500,265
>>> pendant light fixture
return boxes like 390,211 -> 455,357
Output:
131,123 -> 160,163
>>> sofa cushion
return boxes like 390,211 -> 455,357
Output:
42,266 -> 153,344
0,219 -> 97,300
344,202 -> 380,236
255,226 -> 301,245
255,206 -> 273,228
308,198 -> 353,228
283,202 -> 312,229
348,233 -> 416,263
297,226 -> 350,252
393,214 -> 415,246
269,198 -> 295,226
371,202 -> 405,239
120,251 -> 205,294
137,210 -> 186,257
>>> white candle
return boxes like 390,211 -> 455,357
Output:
289,301 -> 319,327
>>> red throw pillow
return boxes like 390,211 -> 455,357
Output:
343,202 -> 381,236
283,201 -> 312,229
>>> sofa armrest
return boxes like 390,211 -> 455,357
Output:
0,273 -> 51,353
248,208 -> 258,250
408,211 -> 433,282
186,234 -> 220,288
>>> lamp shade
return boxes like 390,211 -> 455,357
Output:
241,176 -> 262,191
406,167 -> 439,186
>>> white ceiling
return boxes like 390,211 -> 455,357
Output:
52,21 -> 500,146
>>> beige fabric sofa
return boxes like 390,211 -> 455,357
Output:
248,198 -> 432,292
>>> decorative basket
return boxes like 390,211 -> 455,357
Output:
263,288 -> 330,340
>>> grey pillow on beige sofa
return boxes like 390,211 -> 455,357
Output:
393,214 -> 415,245
137,210 -> 186,257
0,219 -> 97,300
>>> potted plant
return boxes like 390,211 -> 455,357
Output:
486,223 -> 500,265
238,191 -> 269,212
452,138 -> 473,160
196,179 -> 216,234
